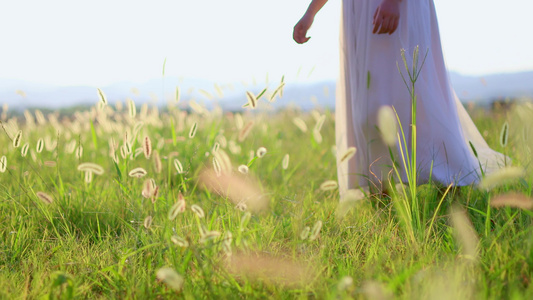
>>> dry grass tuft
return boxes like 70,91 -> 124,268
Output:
450,205 -> 479,261
225,252 -> 317,288
198,168 -> 268,213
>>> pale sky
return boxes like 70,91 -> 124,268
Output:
0,0 -> 531,87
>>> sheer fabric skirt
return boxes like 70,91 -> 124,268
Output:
335,0 -> 506,197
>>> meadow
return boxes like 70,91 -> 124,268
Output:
1,81 -> 533,299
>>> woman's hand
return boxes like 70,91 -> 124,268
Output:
293,13 -> 314,44
373,0 -> 401,35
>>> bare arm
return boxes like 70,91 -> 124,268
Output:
293,0 -> 329,44
305,0 -> 328,17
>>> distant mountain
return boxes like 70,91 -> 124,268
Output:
1,70 -> 532,111
449,71 -> 533,103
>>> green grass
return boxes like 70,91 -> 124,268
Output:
0,95 -> 533,299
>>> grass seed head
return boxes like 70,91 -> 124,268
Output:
174,158 -> 184,174
127,99 -> 136,118
44,136 -> 57,152
309,220 -> 323,241
97,88 -> 108,105
300,226 -> 310,240
24,110 -> 34,127
13,130 -> 22,148
189,122 -> 197,138
35,110 -> 46,125
200,231 -> 221,243
171,235 -> 189,247
213,149 -> 233,174
30,150 -> 37,162
77,163 -> 105,175
313,129 -> 323,143
84,171 -> 93,183
36,191 -> 53,204
112,153 -> 120,164
269,82 -> 285,102
339,147 -> 357,163
450,205 -> 479,261
0,156 -> 6,173
238,121 -> 254,142
143,136 -> 152,159
314,114 -> 326,132
142,178 -> 155,198
478,166 -> 526,190
143,216 -> 153,229
490,193 -> 533,209
120,146 -> 127,159
151,186 -> 159,203
191,204 -> 205,218
282,154 -> 290,170
235,201 -> 248,211
337,276 -> 354,292
292,117 -> 308,133
500,121 -> 509,148
153,151 -> 162,173
256,147 -> 267,158
44,161 -> 57,167
320,180 -> 338,191
216,134 -> 227,148
168,200 -> 186,220
213,157 -> 222,177
65,140 -> 76,154
124,141 -> 132,155
156,268 -> 184,292
246,91 -> 257,108
21,143 -> 29,157
377,105 -> 398,146
128,167 -> 148,178
223,231 -> 233,247
36,138 -> 44,153
75,145 -> 83,159
235,113 -> 244,129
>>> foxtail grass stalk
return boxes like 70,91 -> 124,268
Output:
391,46 -> 428,243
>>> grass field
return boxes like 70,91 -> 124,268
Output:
1,91 -> 533,299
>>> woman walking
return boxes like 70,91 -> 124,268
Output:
294,0 -> 505,197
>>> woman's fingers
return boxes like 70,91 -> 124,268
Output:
378,18 -> 389,34
293,16 -> 313,44
293,25 -> 305,44
382,18 -> 395,34
374,15 -> 399,35
372,0 -> 400,35
389,17 -> 399,34
294,27 -> 310,44
373,7 -> 379,24
372,14 -> 382,33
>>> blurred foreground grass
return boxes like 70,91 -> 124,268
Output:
1,97 -> 533,299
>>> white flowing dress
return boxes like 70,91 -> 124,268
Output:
335,0 -> 506,197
